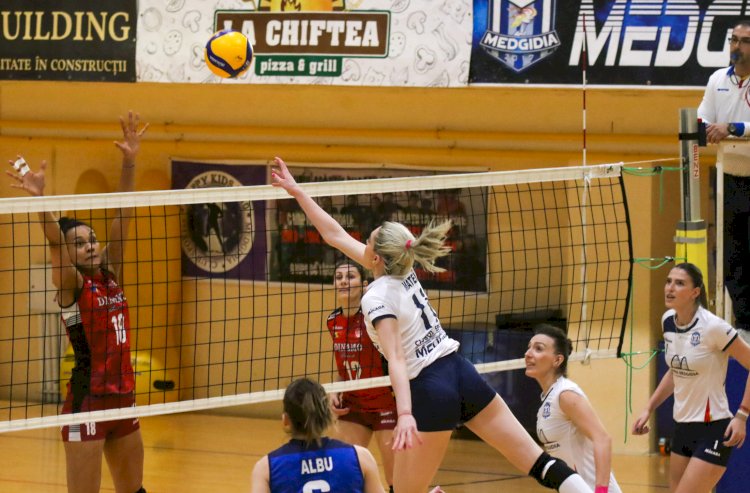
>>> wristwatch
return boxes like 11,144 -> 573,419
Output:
728,123 -> 741,136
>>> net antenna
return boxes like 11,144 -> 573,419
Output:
0,163 -> 632,432
581,11 -> 589,168
576,12 -> 592,354
577,173 -> 592,357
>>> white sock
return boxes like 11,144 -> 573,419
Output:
558,474 -> 593,493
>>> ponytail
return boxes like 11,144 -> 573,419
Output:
283,377 -> 332,446
374,220 -> 453,277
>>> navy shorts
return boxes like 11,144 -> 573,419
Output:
410,352 -> 496,432
671,419 -> 733,466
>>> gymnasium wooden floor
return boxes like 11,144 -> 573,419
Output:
0,412 -> 669,492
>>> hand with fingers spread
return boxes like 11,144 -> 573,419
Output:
391,413 -> 422,451
270,156 -> 302,197
115,110 -> 149,166
7,156 -> 47,197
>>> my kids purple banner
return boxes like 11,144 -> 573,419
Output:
172,161 -> 267,281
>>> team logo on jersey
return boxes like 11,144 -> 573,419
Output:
479,0 -> 560,73
333,325 -> 345,339
542,401 -> 551,419
690,332 -> 701,347
538,428 -> 548,443
670,355 -> 690,370
670,354 -> 698,377
180,171 -> 255,274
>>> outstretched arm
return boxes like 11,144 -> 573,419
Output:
104,111 -> 148,279
271,156 -> 367,265
6,157 -> 79,301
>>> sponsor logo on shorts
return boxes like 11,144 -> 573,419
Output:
703,448 -> 721,457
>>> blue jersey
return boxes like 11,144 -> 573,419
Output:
268,438 -> 364,493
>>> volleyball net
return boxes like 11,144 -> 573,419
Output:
0,162 -> 631,432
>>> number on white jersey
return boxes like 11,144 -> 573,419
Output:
411,287 -> 439,331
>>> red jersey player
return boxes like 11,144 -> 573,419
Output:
327,261 -> 397,491
8,112 -> 149,493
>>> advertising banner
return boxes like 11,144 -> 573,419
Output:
171,160 -> 487,291
0,0 -> 136,82
172,161 -> 268,281
471,0 -> 741,86
136,0 -> 471,87
270,166 -> 488,292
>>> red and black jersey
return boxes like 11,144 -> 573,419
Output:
327,307 -> 395,413
62,269 -> 135,409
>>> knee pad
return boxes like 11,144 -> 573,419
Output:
529,452 -> 575,489
134,488 -> 146,493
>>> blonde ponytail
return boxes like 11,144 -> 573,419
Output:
375,220 -> 453,277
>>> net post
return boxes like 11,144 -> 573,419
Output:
675,108 -> 709,299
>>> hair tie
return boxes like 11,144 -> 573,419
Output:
405,240 -> 412,251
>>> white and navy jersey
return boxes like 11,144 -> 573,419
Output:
698,65 -> 750,132
662,307 -> 738,423
268,438 -> 364,493
360,270 -> 459,379
536,377 -> 622,493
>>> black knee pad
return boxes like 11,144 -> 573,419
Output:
529,452 -> 575,490
134,488 -> 146,493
